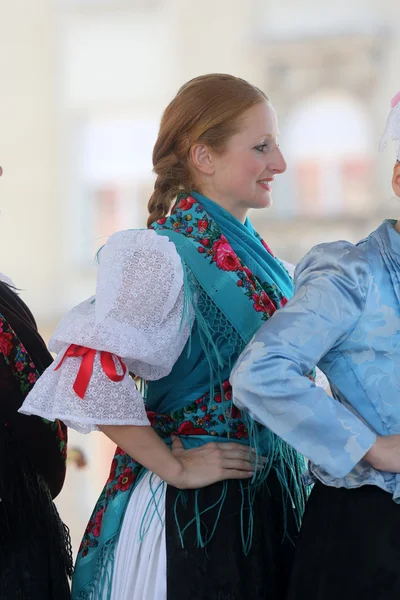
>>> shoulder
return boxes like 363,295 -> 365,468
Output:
0,281 -> 38,331
103,228 -> 180,260
99,229 -> 182,280
295,240 -> 369,281
294,240 -> 370,306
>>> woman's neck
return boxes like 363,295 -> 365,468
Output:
194,189 -> 248,223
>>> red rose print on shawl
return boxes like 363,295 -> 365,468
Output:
197,219 -> 209,233
252,291 -> 276,315
178,196 -> 196,211
212,235 -> 241,272
0,332 -> 13,356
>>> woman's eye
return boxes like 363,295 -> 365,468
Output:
255,143 -> 268,152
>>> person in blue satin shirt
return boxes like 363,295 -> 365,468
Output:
231,92 -> 400,600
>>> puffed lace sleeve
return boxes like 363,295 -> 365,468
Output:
231,241 -> 377,479
19,229 -> 191,433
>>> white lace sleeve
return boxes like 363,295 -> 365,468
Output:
19,229 -> 192,433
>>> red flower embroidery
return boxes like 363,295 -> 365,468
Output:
186,226 -> 193,233
0,332 -> 13,356
157,217 -> 167,225
280,297 -> 288,307
92,506 -> 105,537
28,372 -> 37,383
79,539 -> 90,557
178,196 -> 196,211
230,405 -> 241,419
116,467 -> 134,492
196,219 -> 209,233
252,291 -> 276,314
84,519 -> 95,535
200,238 -> 210,247
176,421 -> 208,436
107,458 -> 118,484
198,247 -> 205,254
243,267 -> 254,280
147,410 -> 157,427
115,446 -> 126,457
212,236 -> 241,272
15,361 -> 25,372
236,424 -> 247,439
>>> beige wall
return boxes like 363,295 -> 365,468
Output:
0,0 -> 63,322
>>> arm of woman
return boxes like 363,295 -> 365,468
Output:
232,241 -> 381,479
99,424 -> 255,489
20,230 -> 255,488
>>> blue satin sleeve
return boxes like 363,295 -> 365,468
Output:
231,241 -> 377,478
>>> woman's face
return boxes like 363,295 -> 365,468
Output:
193,102 -> 286,222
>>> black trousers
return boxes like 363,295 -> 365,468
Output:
287,482 -> 400,600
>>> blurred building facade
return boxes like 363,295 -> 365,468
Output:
1,0 -> 399,553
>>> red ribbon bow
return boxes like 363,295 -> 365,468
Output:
55,344 -> 127,399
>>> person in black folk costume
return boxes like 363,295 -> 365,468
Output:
0,165 -> 72,598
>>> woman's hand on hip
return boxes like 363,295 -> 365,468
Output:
168,436 -> 260,489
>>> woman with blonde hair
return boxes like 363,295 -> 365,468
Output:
22,73 -> 313,599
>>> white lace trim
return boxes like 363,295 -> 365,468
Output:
19,345 -> 151,433
19,229 -> 192,432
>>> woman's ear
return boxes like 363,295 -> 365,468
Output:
189,144 -> 215,176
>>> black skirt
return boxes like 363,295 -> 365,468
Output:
287,481 -> 400,600
0,424 -> 72,600
165,471 -> 300,600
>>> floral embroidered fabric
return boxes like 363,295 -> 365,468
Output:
0,312 -> 67,461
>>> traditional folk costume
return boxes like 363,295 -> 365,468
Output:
0,278 -> 72,598
231,93 -> 400,600
21,193 -> 318,600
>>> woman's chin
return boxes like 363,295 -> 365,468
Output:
252,191 -> 272,210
